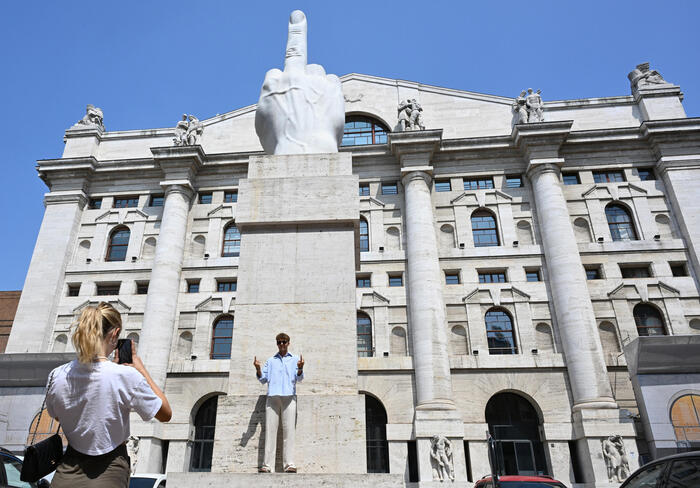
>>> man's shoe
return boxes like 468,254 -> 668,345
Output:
284,465 -> 297,473
258,466 -> 271,473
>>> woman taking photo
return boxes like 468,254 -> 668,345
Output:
46,302 -> 172,487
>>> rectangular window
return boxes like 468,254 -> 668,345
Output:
388,274 -> 403,287
463,177 -> 494,190
381,182 -> 398,195
113,196 -> 139,208
67,284 -> 81,297
525,269 -> 541,282
149,195 -> 164,207
136,282 -> 149,294
359,183 -> 370,196
638,168 -> 656,181
445,272 -> 460,285
670,263 -> 688,277
562,173 -> 580,185
593,171 -> 626,183
88,198 -> 102,209
198,193 -> 212,204
217,280 -> 237,292
187,280 -> 200,293
224,191 -> 238,203
435,180 -> 452,192
478,271 -> 507,283
620,265 -> 651,278
96,283 -> 120,295
585,266 -> 602,280
505,175 -> 523,188
356,276 -> 371,288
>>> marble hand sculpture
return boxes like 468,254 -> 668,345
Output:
255,10 -> 345,155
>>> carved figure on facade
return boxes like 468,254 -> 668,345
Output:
255,10 -> 345,155
397,98 -> 425,131
173,114 -> 204,146
75,104 -> 105,130
430,435 -> 455,482
628,62 -> 672,92
513,90 -> 528,124
126,435 -> 140,474
526,89 -> 544,123
602,435 -> 630,483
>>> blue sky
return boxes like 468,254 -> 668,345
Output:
1,0 -> 698,290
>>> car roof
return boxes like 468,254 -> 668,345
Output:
130,473 -> 166,479
649,450 -> 700,464
477,475 -> 562,482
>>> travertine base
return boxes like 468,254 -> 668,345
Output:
169,473 -> 404,488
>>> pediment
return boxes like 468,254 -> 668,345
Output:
207,204 -> 234,218
95,208 -> 149,224
451,189 -> 512,206
361,291 -> 390,307
195,296 -> 224,312
463,286 -> 529,306
72,299 -> 131,314
582,183 -> 647,200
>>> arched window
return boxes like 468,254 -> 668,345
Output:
341,115 -> 389,146
357,312 -> 373,357
471,210 -> 500,247
106,226 -> 130,261
359,217 -> 369,252
486,392 -> 548,476
485,308 -> 517,354
190,396 -> 219,472
27,408 -> 66,447
633,304 -> 666,336
365,395 -> 389,473
222,223 -> 240,257
211,315 -> 234,359
606,204 -> 638,241
671,394 -> 700,449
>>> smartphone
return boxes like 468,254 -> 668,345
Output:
116,339 -> 133,364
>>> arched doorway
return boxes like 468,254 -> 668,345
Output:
190,396 -> 220,472
365,394 -> 389,473
486,392 -> 548,476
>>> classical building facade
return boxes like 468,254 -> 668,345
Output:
2,64 -> 700,487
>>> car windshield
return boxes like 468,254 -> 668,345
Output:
129,477 -> 157,488
500,482 -> 566,488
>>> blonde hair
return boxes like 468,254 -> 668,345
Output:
72,302 -> 122,363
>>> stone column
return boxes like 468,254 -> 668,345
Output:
527,162 -> 615,408
402,170 -> 453,406
389,130 -> 466,483
6,159 -> 93,353
137,146 -> 202,473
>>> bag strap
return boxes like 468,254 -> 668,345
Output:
30,370 -> 60,445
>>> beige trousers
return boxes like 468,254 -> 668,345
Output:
263,395 -> 297,470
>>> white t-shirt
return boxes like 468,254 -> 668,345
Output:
46,360 -> 162,456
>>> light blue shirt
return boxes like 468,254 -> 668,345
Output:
257,352 -> 304,396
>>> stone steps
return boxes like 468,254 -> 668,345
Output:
168,472 -> 406,488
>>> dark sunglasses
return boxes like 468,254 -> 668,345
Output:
277,340 -> 288,345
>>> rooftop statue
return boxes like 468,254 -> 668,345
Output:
173,114 -> 204,146
513,89 -> 544,123
397,98 -> 425,131
628,62 -> 672,92
73,104 -> 105,130
255,10 -> 345,155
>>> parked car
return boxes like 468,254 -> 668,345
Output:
129,473 -> 166,488
620,450 -> 700,488
474,474 -> 568,488
0,447 -> 50,487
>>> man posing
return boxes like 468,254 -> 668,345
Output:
253,332 -> 304,473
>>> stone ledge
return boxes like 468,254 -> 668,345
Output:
168,472 -> 405,488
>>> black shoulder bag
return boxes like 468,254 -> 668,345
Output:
20,371 -> 64,482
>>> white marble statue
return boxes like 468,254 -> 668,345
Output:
602,435 -> 630,483
126,435 -> 140,474
254,10 -> 345,155
75,104 -> 104,130
173,114 -> 204,146
513,90 -> 528,124
628,62 -> 671,91
430,435 -> 455,482
397,99 -> 425,131
526,88 -> 544,123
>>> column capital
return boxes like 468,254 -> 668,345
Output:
401,169 -> 432,187
525,158 -> 565,180
160,181 -> 195,201
388,129 -> 442,168
151,145 -> 205,182
512,120 -> 572,161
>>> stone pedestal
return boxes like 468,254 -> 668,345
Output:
168,473 -> 404,488
212,153 -> 366,473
